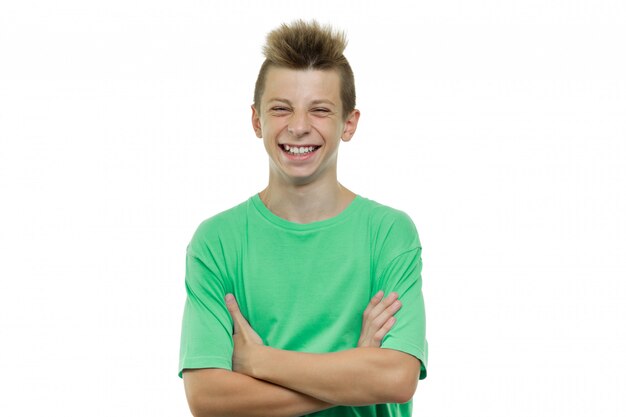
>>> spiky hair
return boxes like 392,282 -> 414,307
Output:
253,20 -> 356,120
263,20 -> 347,69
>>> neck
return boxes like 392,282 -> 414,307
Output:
259,178 -> 356,224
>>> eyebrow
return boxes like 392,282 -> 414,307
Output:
267,98 -> 336,107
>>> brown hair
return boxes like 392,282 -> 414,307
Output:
253,20 -> 356,120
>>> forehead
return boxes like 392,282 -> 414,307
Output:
262,67 -> 341,103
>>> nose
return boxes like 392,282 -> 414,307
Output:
287,111 -> 311,138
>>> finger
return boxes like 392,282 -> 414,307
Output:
225,294 -> 245,333
362,291 -> 384,320
373,316 -> 396,343
372,299 -> 402,328
385,299 -> 402,315
368,292 -> 399,321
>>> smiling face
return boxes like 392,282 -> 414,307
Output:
251,67 -> 360,187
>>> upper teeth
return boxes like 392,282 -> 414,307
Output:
284,145 -> 317,154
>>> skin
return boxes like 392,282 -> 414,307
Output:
225,293 -> 418,406
359,290 -> 401,348
183,293 -> 405,417
251,67 -> 361,223
183,67 -> 420,416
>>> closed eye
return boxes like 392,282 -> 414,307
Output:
269,107 -> 291,116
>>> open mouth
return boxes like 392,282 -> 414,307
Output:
279,144 -> 322,156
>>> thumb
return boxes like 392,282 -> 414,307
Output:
225,293 -> 245,333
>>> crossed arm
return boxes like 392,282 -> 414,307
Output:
183,292 -> 420,417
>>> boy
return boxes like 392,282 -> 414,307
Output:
179,20 -> 428,416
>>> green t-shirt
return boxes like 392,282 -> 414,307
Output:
179,194 -> 428,416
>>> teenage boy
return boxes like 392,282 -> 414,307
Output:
179,20 -> 428,417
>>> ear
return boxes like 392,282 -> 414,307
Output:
341,109 -> 360,142
251,104 -> 262,138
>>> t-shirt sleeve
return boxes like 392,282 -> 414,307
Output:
178,241 -> 234,378
375,213 -> 428,380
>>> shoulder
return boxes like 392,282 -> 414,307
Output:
358,196 -> 422,262
194,200 -> 248,237
360,196 -> 421,245
187,198 -> 249,258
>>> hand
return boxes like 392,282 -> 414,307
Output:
225,293 -> 265,376
358,291 -> 401,348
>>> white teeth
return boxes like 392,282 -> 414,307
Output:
282,145 -> 318,155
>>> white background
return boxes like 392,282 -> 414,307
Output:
1,1 -> 625,416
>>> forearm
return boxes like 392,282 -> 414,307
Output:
183,368 -> 333,417
249,347 -> 419,406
